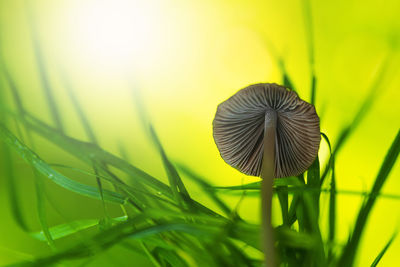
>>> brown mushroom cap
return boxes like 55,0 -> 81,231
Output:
213,83 -> 321,178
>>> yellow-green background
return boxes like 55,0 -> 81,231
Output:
0,0 -> 399,266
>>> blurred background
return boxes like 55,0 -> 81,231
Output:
0,0 -> 399,266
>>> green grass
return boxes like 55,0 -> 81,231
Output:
1,76 -> 399,266
0,2 -> 399,267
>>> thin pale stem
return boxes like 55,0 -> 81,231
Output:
261,111 -> 278,267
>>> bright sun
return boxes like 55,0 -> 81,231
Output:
66,0 -> 166,72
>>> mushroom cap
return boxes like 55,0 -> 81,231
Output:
213,83 -> 321,178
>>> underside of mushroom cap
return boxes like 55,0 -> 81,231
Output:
213,83 -> 321,178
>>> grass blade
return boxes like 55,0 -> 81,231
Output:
31,220 -> 98,242
31,216 -> 128,242
177,164 -> 232,216
148,126 -> 192,209
131,85 -> 191,209
136,242 -> 163,267
321,132 -> 337,252
339,129 -> 400,267
307,156 -> 320,219
370,233 -> 397,267
33,171 -> 56,249
328,156 -> 336,246
277,186 -> 289,225
211,177 -> 300,191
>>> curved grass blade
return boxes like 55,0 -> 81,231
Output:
0,123 -> 126,204
31,220 -> 98,242
321,131 -> 337,245
148,126 -> 192,210
34,170 -> 56,249
321,132 -> 332,154
339,129 -> 400,267
31,216 -> 128,242
320,132 -> 333,186
370,233 -> 397,267
176,163 -> 232,216
137,242 -> 163,267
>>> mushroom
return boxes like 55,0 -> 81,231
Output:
213,83 -> 320,266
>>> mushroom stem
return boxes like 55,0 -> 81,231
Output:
261,111 -> 278,267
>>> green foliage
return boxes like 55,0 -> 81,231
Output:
1,104 -> 398,266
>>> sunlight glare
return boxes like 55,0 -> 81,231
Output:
69,0 -> 165,72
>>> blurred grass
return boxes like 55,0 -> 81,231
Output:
1,97 -> 398,266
